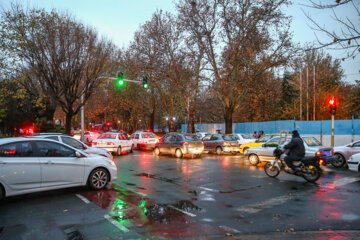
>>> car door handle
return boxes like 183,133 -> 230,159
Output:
0,161 -> 6,165
45,161 -> 54,165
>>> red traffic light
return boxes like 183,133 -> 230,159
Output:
106,122 -> 111,126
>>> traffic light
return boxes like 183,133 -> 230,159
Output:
142,76 -> 148,89
328,97 -> 336,115
117,72 -> 124,86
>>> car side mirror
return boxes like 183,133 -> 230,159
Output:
75,151 -> 83,158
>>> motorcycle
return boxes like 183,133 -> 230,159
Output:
264,146 -> 324,183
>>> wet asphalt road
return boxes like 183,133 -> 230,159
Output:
1,150 -> 360,240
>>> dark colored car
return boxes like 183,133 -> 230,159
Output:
202,134 -> 240,155
154,133 -> 204,158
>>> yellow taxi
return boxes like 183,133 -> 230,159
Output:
239,134 -> 280,154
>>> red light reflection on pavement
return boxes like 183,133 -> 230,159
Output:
81,186 -> 226,238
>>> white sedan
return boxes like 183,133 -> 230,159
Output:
92,132 -> 133,155
347,153 -> 360,172
0,138 -> 117,200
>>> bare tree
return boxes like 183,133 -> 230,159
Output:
0,5 -> 114,133
177,0 -> 293,133
304,0 -> 360,59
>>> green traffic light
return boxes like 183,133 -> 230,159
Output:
143,83 -> 148,89
117,72 -> 124,86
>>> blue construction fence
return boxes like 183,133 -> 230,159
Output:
181,119 -> 360,136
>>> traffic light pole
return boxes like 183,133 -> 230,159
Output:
331,114 -> 334,147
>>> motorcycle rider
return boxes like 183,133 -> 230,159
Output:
284,130 -> 305,173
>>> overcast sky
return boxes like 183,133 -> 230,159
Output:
1,0 -> 359,83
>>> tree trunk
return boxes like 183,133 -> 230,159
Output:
169,120 -> 175,132
44,103 -> 56,122
224,106 -> 233,134
65,110 -> 73,134
149,110 -> 155,132
189,113 -> 195,133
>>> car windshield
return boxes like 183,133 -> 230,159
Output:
303,137 -> 321,146
258,135 -> 275,143
141,133 -> 156,138
241,134 -> 255,139
184,134 -> 199,141
223,135 -> 237,141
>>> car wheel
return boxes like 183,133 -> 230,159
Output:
175,149 -> 183,158
88,168 -> 109,190
332,153 -> 346,168
216,147 -> 222,155
249,154 -> 259,166
0,185 -> 4,201
116,146 -> 122,156
154,147 -> 161,156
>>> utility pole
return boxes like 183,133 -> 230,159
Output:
313,66 -> 316,120
81,94 -> 85,142
306,67 -> 309,121
300,69 -> 302,120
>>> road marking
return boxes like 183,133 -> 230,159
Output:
235,191 -> 306,214
167,205 -> 197,217
75,194 -> 90,204
104,214 -> 130,232
119,185 -> 148,197
333,177 -> 360,187
199,186 -> 219,192
219,225 -> 241,233
236,176 -> 360,215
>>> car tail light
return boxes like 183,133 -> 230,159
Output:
144,140 -> 148,144
201,141 -> 204,144
332,150 -> 335,155
222,141 -> 230,145
316,151 -> 323,156
319,159 -> 326,166
92,142 -> 97,146
182,141 -> 189,145
107,142 -> 114,145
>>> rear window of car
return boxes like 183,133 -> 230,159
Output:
303,137 -> 321,146
98,133 -> 117,139
141,133 -> 156,138
184,134 -> 199,141
223,135 -> 237,141
241,134 -> 254,139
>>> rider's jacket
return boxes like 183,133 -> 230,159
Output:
284,136 -> 305,158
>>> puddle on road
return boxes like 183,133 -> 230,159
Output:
134,172 -> 179,185
81,185 -> 226,239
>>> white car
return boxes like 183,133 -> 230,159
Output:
347,153 -> 360,172
0,137 -> 117,200
32,133 -> 113,160
92,132 -> 133,155
130,131 -> 158,150
233,133 -> 256,145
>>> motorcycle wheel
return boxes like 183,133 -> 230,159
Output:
264,162 -> 280,178
302,165 -> 321,183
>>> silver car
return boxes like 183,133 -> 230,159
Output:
33,133 -> 113,160
245,136 -> 334,166
203,134 -> 240,155
333,140 -> 360,168
0,137 -> 117,200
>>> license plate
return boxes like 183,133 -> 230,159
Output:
324,151 -> 330,156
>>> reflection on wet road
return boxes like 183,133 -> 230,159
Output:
80,151 -> 360,239
1,150 -> 360,239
